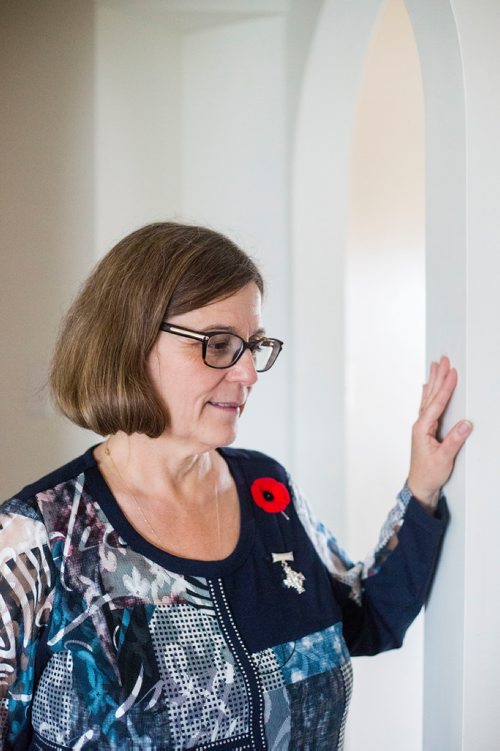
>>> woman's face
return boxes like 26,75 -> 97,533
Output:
147,282 -> 263,451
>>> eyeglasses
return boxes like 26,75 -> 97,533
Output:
159,323 -> 283,372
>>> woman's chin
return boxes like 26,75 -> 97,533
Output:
217,425 -> 238,445
211,423 -> 238,448
188,423 -> 236,450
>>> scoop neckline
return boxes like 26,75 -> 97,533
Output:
84,443 -> 256,578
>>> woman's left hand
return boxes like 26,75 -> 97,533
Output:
407,355 -> 473,511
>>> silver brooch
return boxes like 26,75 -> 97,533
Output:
272,552 -> 306,594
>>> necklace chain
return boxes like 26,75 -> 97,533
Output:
104,440 -> 222,558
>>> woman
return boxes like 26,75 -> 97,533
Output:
0,222 -> 472,750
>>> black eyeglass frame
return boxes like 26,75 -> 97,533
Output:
159,322 -> 283,372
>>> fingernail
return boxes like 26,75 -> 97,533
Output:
458,420 -> 473,435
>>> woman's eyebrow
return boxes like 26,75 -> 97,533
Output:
204,323 -> 266,337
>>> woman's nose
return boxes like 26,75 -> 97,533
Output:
227,348 -> 258,385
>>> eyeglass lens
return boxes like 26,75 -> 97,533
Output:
205,333 -> 277,371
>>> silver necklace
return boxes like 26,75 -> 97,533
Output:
104,441 -> 222,558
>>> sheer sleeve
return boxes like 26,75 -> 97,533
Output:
288,475 -> 449,656
0,498 -> 55,749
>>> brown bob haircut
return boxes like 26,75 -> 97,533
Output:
50,222 -> 264,438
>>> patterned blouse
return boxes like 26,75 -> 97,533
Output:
0,445 -> 448,751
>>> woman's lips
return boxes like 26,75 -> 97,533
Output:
208,401 -> 241,411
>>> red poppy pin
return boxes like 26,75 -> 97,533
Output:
250,478 -> 291,514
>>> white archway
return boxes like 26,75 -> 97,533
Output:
292,1 -> 426,747
291,0 -> 498,748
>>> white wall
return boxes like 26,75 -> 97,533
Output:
457,2 -> 500,744
405,0 -> 500,747
0,0 -> 96,495
96,5 -> 183,254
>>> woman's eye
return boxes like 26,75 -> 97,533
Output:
207,335 -> 232,352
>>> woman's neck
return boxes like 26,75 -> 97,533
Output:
93,431 -> 239,560
95,431 -> 226,506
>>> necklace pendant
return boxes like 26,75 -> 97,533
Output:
272,552 -> 306,594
